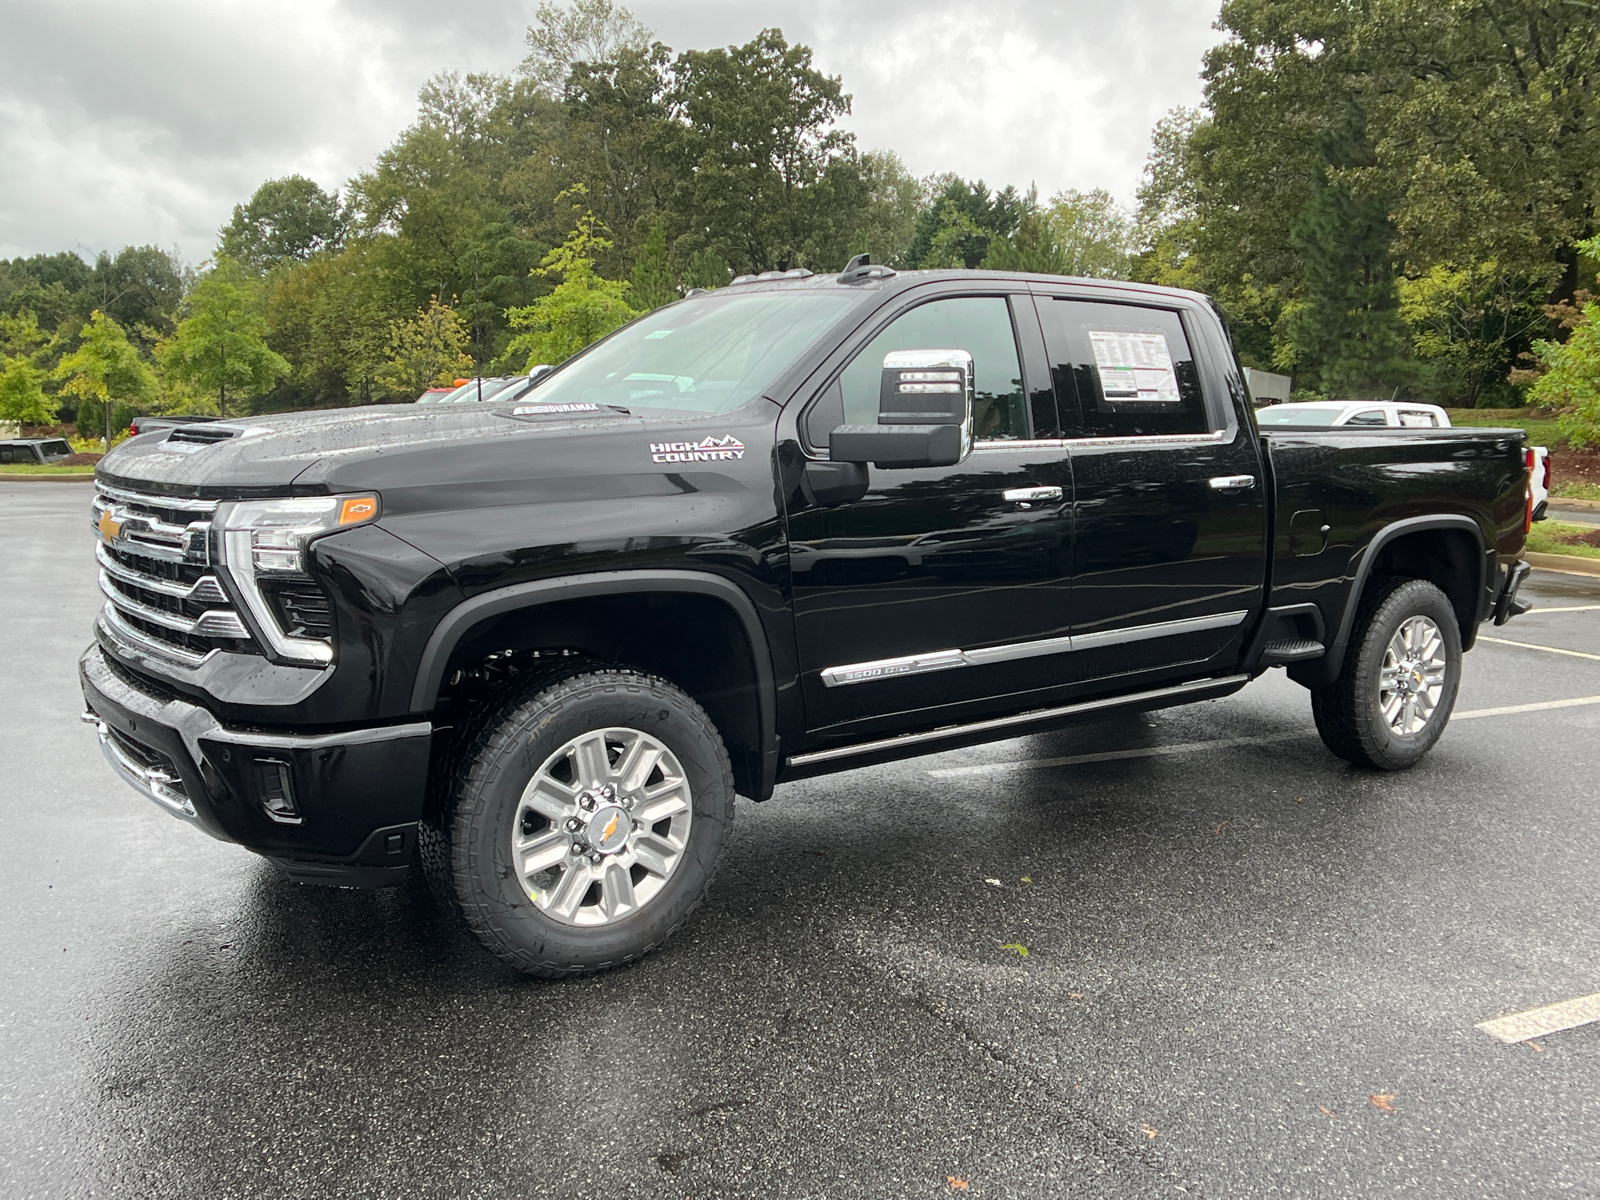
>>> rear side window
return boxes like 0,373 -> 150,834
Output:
806,296 -> 1028,447
1397,409 -> 1438,428
41,440 -> 71,457
1040,300 -> 1210,438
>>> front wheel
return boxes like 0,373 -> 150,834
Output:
1310,578 -> 1462,770
431,668 -> 734,976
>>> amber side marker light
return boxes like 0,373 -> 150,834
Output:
339,496 -> 379,526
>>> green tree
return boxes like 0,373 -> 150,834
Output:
1284,107 -> 1411,397
845,151 -> 924,268
374,298 -> 473,399
670,29 -> 863,272
906,178 -> 1025,268
221,176 -> 345,272
679,248 -> 730,291
159,259 -> 289,416
0,358 -> 53,425
519,0 -> 651,96
54,311 -> 158,441
502,191 -> 635,368
920,202 -> 989,270
629,219 -> 676,310
985,189 -> 1133,278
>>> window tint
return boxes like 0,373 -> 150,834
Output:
808,296 -> 1027,446
1041,300 -> 1210,438
1345,409 -> 1388,426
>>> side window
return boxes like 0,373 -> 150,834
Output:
806,296 -> 1027,447
1041,299 -> 1211,438
1345,409 -> 1387,426
1397,409 -> 1437,428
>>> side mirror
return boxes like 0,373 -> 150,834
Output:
829,349 -> 974,469
527,364 -> 554,384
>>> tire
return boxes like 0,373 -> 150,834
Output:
430,667 -> 733,977
1310,577 -> 1462,770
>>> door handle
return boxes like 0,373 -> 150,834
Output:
1002,486 -> 1063,503
1208,475 -> 1257,491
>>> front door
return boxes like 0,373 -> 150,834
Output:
787,292 -> 1074,740
1035,295 -> 1268,685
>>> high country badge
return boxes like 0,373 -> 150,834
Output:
650,435 -> 746,464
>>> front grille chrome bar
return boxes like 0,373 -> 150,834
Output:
93,483 -> 220,512
96,542 -> 228,603
98,571 -> 250,638
99,603 -> 213,667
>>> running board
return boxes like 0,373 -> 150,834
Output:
785,675 -> 1251,774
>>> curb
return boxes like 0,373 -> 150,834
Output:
1526,551 -> 1600,578
1550,496 -> 1600,511
0,473 -> 96,483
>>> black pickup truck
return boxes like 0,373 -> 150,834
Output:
79,263 -> 1533,976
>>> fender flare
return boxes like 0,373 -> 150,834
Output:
1317,514 -> 1488,680
410,569 -> 779,797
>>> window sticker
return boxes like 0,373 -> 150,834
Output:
1088,330 -> 1180,402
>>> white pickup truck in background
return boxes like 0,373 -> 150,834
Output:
1256,401 -> 1551,522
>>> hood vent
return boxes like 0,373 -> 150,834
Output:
167,425 -> 243,445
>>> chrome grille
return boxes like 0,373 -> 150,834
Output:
91,484 -> 258,663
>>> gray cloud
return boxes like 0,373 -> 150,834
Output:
0,0 -> 1223,263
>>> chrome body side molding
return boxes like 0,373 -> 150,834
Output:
819,610 -> 1249,688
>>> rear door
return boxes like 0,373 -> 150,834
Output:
1035,293 -> 1268,685
786,288 -> 1075,739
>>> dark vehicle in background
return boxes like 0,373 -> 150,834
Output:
79,262 -> 1532,978
0,438 -> 73,465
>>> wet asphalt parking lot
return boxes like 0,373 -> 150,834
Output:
5,480 -> 1600,1199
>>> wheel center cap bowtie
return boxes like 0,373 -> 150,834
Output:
586,805 -> 631,854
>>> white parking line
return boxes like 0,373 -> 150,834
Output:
1476,993 -> 1600,1044
1479,635 -> 1600,661
1532,605 -> 1600,613
1455,695 -> 1600,720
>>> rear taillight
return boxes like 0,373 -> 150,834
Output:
1543,454 -> 1552,489
1525,448 -> 1535,533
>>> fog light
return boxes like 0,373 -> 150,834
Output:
253,758 -> 302,825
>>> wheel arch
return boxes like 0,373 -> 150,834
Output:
413,571 -> 779,801
1306,516 -> 1487,684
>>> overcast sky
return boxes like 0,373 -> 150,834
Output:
0,0 -> 1225,264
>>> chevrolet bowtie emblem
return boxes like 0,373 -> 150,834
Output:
96,509 -> 123,542
601,813 -> 620,843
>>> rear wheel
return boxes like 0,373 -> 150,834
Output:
1310,577 -> 1462,770
430,668 -> 733,976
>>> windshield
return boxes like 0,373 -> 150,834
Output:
1255,405 -> 1345,426
517,289 -> 867,415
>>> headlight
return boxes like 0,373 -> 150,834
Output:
219,494 -> 379,664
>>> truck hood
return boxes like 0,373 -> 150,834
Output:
97,402 -> 658,496
96,399 -> 779,529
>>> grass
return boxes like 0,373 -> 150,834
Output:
1551,482 -> 1600,501
1444,407 -> 1568,449
1526,520 -> 1600,560
0,464 -> 96,476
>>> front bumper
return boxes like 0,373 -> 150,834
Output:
79,644 -> 433,887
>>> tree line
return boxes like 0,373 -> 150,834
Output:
1,0 -> 1596,440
